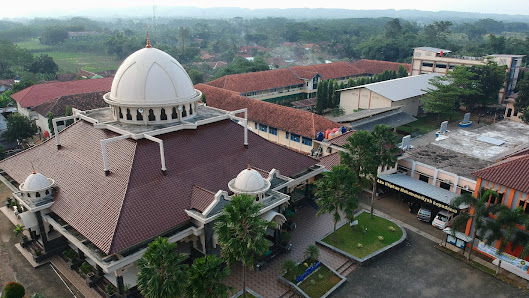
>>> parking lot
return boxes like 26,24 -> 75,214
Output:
332,230 -> 527,298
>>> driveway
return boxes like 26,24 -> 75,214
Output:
0,205 -> 81,297
332,229 -> 526,297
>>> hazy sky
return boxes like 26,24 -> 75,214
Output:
4,0 -> 529,18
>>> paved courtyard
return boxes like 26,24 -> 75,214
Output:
224,204 -> 352,297
332,231 -> 527,298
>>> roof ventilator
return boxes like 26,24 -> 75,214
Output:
227,108 -> 249,148
53,115 -> 80,149
144,134 -> 168,175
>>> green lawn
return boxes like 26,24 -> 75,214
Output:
38,51 -> 121,73
298,265 -> 341,298
322,212 -> 403,259
16,39 -> 121,74
397,110 -> 461,136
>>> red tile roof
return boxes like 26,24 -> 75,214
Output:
196,84 -> 342,139
32,91 -> 108,117
11,77 -> 113,108
190,186 -> 216,213
350,59 -> 412,75
206,60 -> 412,94
318,152 -> 341,170
207,68 -> 303,94
0,118 -> 318,254
329,130 -> 355,147
472,155 -> 529,194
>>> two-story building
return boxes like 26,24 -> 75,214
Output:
196,84 -> 343,154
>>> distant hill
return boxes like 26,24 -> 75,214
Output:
16,7 -> 529,24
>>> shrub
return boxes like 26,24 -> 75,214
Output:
318,274 -> 324,279
80,262 -> 92,274
280,231 -> 291,244
63,248 -> 77,260
356,243 -> 363,248
106,284 -> 115,295
388,226 -> 396,232
303,262 -> 309,267
4,282 -> 25,298
31,293 -> 45,298
378,236 -> 384,241
310,279 -> 316,285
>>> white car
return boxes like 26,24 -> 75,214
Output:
432,210 -> 455,229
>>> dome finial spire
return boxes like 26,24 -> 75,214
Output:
145,25 -> 152,48
31,162 -> 36,174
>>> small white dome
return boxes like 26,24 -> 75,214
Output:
229,168 -> 271,195
19,173 -> 54,192
105,47 -> 200,107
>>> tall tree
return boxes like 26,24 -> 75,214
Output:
422,75 -> 458,118
470,61 -> 506,107
397,65 -> 408,78
315,164 -> 361,241
179,27 -> 190,52
315,81 -> 324,114
137,237 -> 188,298
65,106 -> 74,126
514,78 -> 529,123
186,255 -> 233,298
29,54 -> 59,75
214,194 -> 270,298
340,130 -> 376,188
369,125 -> 400,217
2,113 -> 37,143
450,189 -> 497,260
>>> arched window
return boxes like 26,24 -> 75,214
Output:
160,108 -> 167,120
137,109 -> 143,121
182,106 -> 187,117
126,108 -> 132,120
172,107 -> 178,119
118,107 -> 123,119
189,104 -> 193,115
148,109 -> 155,121
45,190 -> 50,195
36,192 -> 41,198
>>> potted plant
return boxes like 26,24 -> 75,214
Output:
13,224 -> 29,245
105,284 -> 116,298
6,197 -> 12,208
79,261 -> 92,278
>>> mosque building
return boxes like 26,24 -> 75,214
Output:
0,42 -> 324,294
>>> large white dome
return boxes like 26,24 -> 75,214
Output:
228,168 -> 271,195
105,47 -> 200,107
19,172 -> 54,192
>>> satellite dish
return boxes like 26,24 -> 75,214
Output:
138,108 -> 144,114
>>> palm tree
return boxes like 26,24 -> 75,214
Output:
137,237 -> 188,298
304,245 -> 320,262
482,205 -> 529,274
186,255 -> 233,298
315,164 -> 361,241
450,188 -> 498,260
369,124 -> 400,218
214,194 -> 270,298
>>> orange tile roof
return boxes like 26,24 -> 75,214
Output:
207,68 -> 303,94
472,154 -> 529,193
206,60 -> 412,94
350,59 -> 411,75
11,77 -> 113,108
196,84 -> 342,139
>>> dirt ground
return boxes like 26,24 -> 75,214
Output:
0,184 -> 81,297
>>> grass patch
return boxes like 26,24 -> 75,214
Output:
38,51 -> 121,73
15,39 -> 53,51
397,110 -> 461,136
284,259 -> 317,283
298,265 -> 341,298
322,212 -> 403,259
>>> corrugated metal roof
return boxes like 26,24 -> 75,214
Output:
364,73 -> 441,101
378,173 -> 458,205
349,110 -> 417,132
414,47 -> 452,53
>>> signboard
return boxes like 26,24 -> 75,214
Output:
477,241 -> 529,273
377,178 -> 458,214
